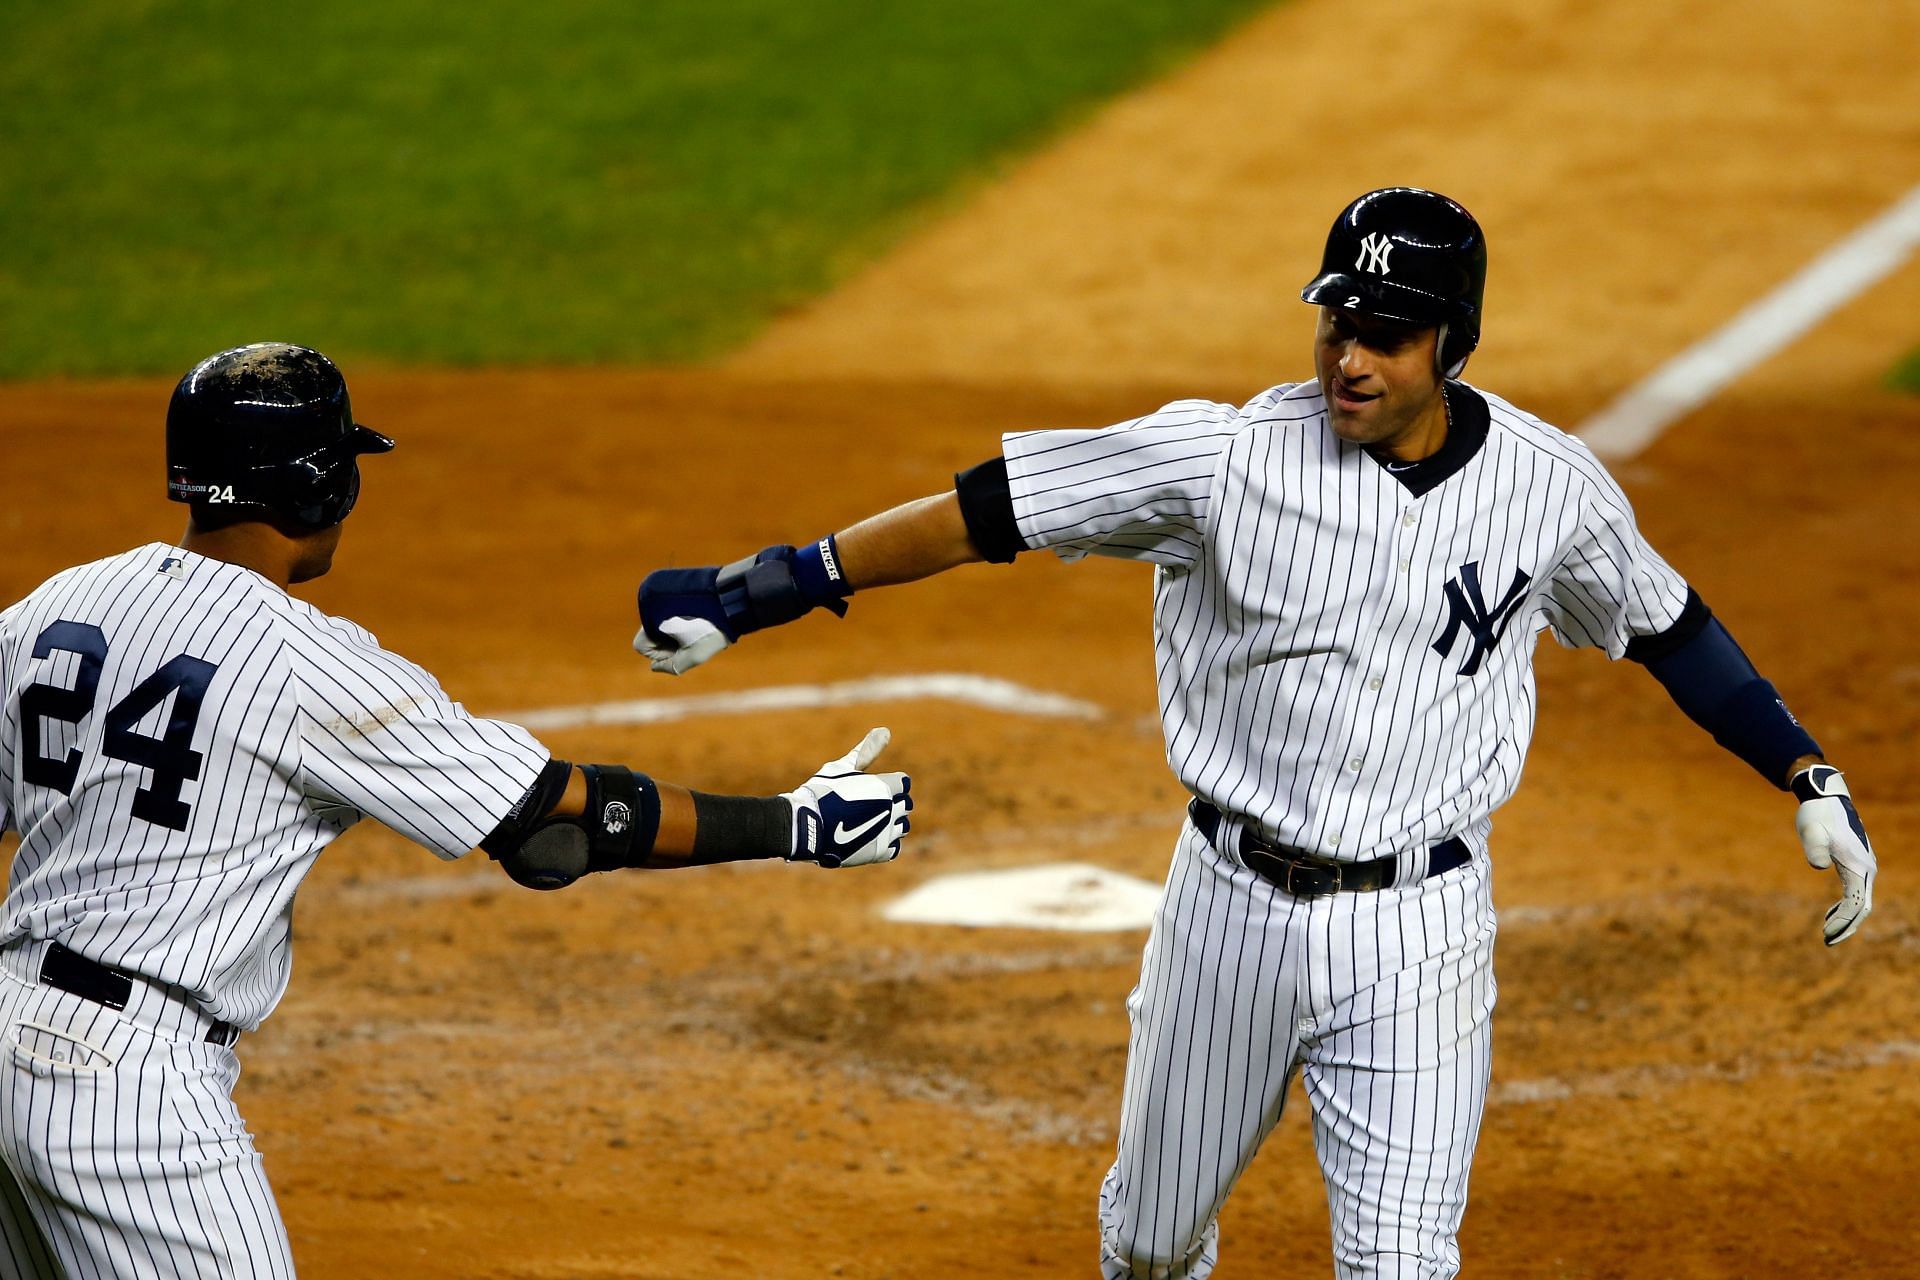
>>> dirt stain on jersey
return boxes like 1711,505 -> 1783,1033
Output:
316,695 -> 425,741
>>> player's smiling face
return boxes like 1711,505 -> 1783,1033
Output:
1313,307 -> 1447,456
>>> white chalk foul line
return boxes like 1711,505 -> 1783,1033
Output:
1579,182 -> 1920,460
503,672 -> 1105,732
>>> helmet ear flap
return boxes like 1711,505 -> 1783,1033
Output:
1435,322 -> 1477,379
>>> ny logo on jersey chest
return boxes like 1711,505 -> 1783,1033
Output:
1356,233 -> 1394,275
1432,561 -> 1532,677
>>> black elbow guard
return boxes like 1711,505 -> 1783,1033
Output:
955,456 -> 1028,564
482,760 -> 662,890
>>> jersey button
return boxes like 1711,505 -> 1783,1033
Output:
1398,558 -> 1411,573
1367,676 -> 1383,691
1349,757 -> 1363,771
1402,511 -> 1417,527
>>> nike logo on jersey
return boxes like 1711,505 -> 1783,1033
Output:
833,811 -> 888,845
1432,561 -> 1533,677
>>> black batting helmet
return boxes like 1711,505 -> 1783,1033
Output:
166,343 -> 394,531
1300,187 -> 1487,376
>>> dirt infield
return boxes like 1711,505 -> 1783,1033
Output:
4,0 -> 1919,1276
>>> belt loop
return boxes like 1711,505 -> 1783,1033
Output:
1189,798 -> 1226,852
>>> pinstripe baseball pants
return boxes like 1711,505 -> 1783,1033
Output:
0,946 -> 293,1279
1099,822 -> 1497,1280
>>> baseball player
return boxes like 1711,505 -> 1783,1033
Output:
630,189 -> 1879,1278
0,343 -> 913,1278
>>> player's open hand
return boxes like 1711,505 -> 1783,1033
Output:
1792,765 -> 1876,946
782,727 -> 912,868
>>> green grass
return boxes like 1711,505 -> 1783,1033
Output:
1890,348 -> 1920,394
0,0 -> 1271,378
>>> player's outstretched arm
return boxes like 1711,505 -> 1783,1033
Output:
1630,598 -> 1877,945
479,727 -> 912,889
635,465 -> 1008,675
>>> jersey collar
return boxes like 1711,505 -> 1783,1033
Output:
1367,381 -> 1490,498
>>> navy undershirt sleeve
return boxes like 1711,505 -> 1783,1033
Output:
954,456 -> 1028,563
1630,590 -> 1820,789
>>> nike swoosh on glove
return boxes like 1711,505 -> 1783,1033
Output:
1792,764 -> 1877,946
783,727 -> 913,869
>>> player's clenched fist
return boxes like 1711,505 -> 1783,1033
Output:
635,539 -> 854,675
782,727 -> 912,868
1791,765 -> 1877,946
635,615 -> 731,675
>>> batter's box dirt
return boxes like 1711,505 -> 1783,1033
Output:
1493,888 -> 1915,1084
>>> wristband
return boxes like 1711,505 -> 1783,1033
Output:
791,535 -> 855,605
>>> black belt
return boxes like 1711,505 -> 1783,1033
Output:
1189,800 -> 1469,897
39,943 -> 239,1047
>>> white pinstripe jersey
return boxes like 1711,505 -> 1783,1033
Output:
0,544 -> 548,1029
1005,380 -> 1689,862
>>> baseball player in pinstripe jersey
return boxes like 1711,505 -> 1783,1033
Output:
0,343 -> 913,1278
632,188 -> 1879,1277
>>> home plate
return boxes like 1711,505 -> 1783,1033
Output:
882,863 -> 1162,931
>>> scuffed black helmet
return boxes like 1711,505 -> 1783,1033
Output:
1300,188 -> 1488,375
166,343 -> 394,530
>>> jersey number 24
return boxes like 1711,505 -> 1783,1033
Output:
19,620 -> 216,832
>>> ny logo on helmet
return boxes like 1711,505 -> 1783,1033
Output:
1356,233 -> 1394,275
1432,561 -> 1532,677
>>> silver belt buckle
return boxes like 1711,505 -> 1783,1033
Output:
1282,856 -> 1342,897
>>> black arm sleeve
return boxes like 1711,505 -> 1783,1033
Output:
688,792 -> 793,864
1629,591 -> 1821,789
954,456 -> 1028,564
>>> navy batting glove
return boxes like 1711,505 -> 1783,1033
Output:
637,539 -> 852,648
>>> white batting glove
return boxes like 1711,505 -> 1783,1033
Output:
1792,765 -> 1877,946
782,727 -> 913,868
632,616 -> 731,676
